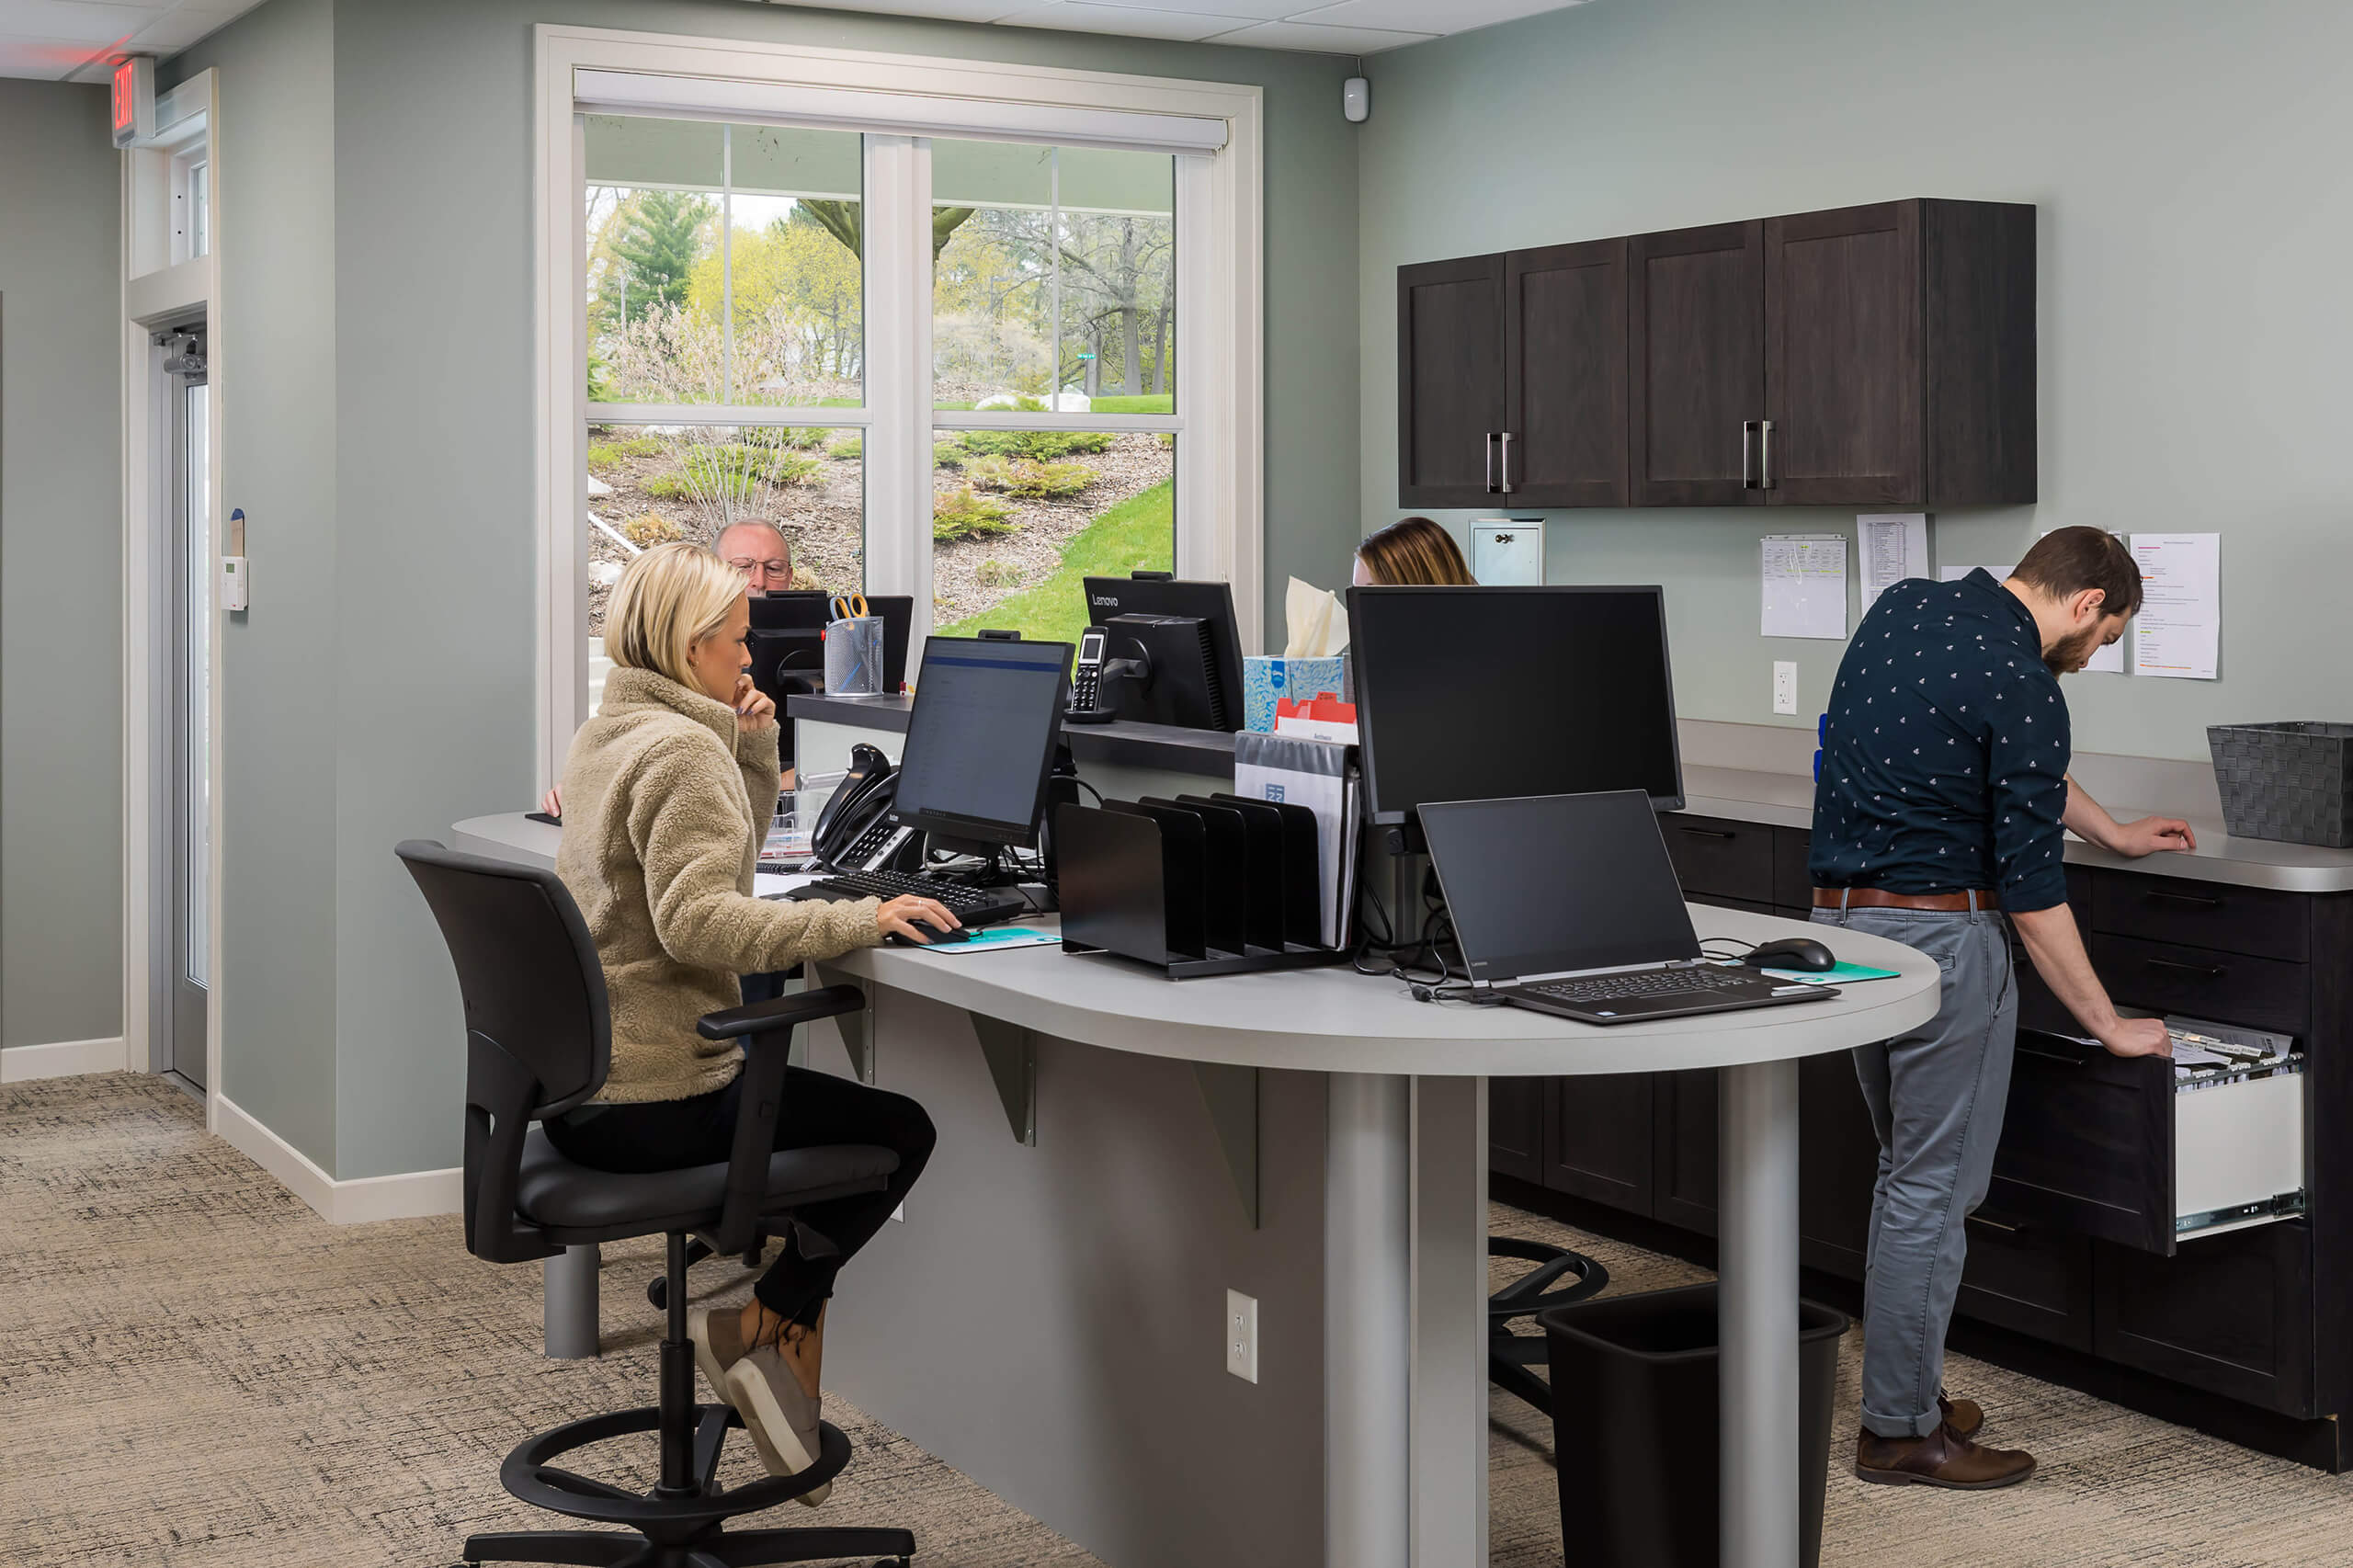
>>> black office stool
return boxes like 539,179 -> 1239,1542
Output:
400,841 -> 915,1568
1487,1236 -> 1608,1416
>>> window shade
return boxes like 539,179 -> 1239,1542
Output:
573,69 -> 1230,154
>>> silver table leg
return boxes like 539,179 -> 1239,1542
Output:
1325,1072 -> 1410,1568
1410,1074 -> 1489,1568
1720,1058 -> 1802,1568
544,1242 -> 601,1359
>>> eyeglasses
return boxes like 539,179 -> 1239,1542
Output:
725,558 -> 792,578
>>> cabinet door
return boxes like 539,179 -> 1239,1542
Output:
1957,1214 -> 2095,1351
1629,221 -> 1765,507
1503,240 -> 1627,507
1797,1049 -> 1878,1281
2094,1224 -> 2317,1417
1490,1076 -> 1545,1185
1762,201 -> 1924,506
1653,1069 -> 1719,1234
1544,1074 -> 1654,1215
1397,255 -> 1506,507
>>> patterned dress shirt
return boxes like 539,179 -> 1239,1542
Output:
1808,569 -> 2071,913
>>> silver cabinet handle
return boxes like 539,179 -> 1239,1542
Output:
1499,431 -> 1515,494
1760,419 -> 1776,489
1484,431 -> 1497,494
1741,421 -> 1761,489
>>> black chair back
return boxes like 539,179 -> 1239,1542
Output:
396,838 -> 610,1263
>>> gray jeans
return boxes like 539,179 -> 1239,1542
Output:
1813,903 -> 2018,1438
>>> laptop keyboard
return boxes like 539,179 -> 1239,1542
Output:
1525,968 -> 1759,1005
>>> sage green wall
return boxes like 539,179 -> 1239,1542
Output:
1358,0 -> 2353,762
165,0 -> 341,1165
0,82 -> 122,1052
180,0 -> 1359,1177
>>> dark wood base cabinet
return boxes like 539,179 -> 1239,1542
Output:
1490,813 -> 2352,1468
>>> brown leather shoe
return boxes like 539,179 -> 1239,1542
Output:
1854,1423 -> 2034,1490
1939,1393 -> 1984,1440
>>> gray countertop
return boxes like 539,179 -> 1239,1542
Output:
1681,765 -> 2353,894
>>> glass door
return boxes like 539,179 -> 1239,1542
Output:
167,354 -> 210,1087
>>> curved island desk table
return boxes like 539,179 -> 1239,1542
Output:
452,813 -> 1937,1568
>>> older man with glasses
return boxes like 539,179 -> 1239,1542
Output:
717,519 -> 796,596
541,520 -> 802,818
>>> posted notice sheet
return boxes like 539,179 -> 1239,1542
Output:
1762,535 -> 1849,640
2128,533 -> 2221,680
1859,514 -> 1931,612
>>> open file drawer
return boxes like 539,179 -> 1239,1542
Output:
1987,1018 -> 2305,1256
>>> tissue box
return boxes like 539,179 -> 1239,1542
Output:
1242,655 -> 1350,733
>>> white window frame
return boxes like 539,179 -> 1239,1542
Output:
533,24 -> 1264,787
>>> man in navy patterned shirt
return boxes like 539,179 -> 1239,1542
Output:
1810,528 -> 2192,1489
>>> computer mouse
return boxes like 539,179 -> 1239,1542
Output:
1745,936 -> 1836,971
884,920 -> 971,948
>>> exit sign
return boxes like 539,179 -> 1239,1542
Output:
111,56 -> 154,148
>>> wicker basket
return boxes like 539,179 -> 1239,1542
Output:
2208,722 -> 2353,847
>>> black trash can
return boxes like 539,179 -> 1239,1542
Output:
1538,1284 -> 1848,1568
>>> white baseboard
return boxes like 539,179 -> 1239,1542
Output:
0,1036 -> 129,1083
213,1093 -> 462,1224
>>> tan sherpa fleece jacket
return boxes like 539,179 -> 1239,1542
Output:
556,665 -> 883,1103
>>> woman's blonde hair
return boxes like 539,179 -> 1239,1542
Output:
1357,517 -> 1476,586
605,541 -> 746,688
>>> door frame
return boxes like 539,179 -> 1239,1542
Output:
121,69 -> 225,1120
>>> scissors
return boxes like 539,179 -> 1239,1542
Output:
830,593 -> 870,620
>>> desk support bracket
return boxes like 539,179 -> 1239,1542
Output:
970,1014 -> 1037,1145
1192,1062 -> 1260,1229
812,964 -> 876,1085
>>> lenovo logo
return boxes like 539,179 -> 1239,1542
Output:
1089,595 -> 1120,608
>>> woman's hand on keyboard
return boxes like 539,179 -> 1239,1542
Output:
877,894 -> 961,944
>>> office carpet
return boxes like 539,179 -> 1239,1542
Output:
7,1074 -> 2353,1568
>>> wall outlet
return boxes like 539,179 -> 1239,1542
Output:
1225,1289 -> 1259,1383
1772,661 -> 1798,716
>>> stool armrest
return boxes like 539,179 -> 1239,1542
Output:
698,985 -> 864,1253
696,984 -> 866,1041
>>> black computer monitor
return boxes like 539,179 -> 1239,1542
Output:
745,628 -> 824,710
748,591 -> 831,631
1081,574 -> 1245,733
1347,585 -> 1684,823
891,635 -> 1072,851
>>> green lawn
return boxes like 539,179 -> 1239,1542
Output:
938,479 -> 1173,646
1086,394 -> 1174,415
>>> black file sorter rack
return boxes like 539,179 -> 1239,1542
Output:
1054,797 -> 1346,979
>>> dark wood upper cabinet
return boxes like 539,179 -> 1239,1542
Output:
1762,199 -> 2037,507
1396,254 -> 1506,507
1504,240 -> 1628,506
1629,221 -> 1766,507
1404,199 -> 2036,511
1762,201 -> 1924,506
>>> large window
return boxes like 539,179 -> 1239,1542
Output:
539,30 -> 1264,778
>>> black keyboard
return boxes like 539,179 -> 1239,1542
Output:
787,868 -> 1029,927
1524,968 -> 1762,1005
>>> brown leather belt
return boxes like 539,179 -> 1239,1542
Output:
1813,887 -> 1994,913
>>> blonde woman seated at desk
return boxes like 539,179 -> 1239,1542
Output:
552,541 -> 953,1502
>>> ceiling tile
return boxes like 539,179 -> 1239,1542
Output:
761,0 -> 1028,21
1287,0 -> 1585,32
996,1 -> 1264,40
0,34 -> 95,76
0,0 -> 151,45
1091,0 -> 1302,17
1204,17 -> 1437,52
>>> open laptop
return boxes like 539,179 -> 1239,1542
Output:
1419,790 -> 1837,1025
